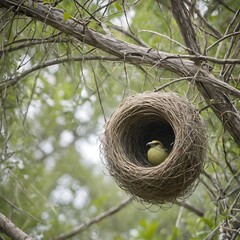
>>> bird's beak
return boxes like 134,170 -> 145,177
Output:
146,142 -> 152,147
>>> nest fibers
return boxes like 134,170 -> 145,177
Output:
102,92 -> 207,204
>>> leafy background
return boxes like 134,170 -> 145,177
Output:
0,0 -> 240,239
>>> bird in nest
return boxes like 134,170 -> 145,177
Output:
146,140 -> 169,166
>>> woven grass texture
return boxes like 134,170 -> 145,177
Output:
102,92 -> 208,204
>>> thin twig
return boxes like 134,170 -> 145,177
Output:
90,63 -> 106,123
0,195 -> 43,223
155,77 -> 193,91
0,56 -> 121,87
55,197 -> 133,240
1,37 -> 69,54
206,31 -> 240,52
157,53 -> 240,64
176,201 -> 204,217
112,25 -> 148,47
139,29 -> 191,51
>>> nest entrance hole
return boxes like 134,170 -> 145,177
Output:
124,119 -> 175,166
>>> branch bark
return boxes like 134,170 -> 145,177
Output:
169,0 -> 201,55
0,212 -> 33,240
1,0 -> 240,145
170,0 -> 240,146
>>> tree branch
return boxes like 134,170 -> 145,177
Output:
1,0 -> 240,146
54,197 -> 133,240
184,0 -> 222,39
2,55 -> 240,99
0,212 -> 33,240
170,0 -> 201,55
0,36 -> 69,55
169,0 -> 240,146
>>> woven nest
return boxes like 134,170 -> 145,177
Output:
102,92 -> 207,204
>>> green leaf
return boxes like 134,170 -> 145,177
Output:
63,11 -> 71,21
114,2 -> 122,11
198,217 -> 214,228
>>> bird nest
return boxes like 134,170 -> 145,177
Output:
102,92 -> 207,204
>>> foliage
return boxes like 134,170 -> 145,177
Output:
0,0 -> 240,239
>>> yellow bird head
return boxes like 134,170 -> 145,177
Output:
146,140 -> 169,166
146,140 -> 164,148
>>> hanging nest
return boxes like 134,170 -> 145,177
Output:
102,92 -> 208,204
